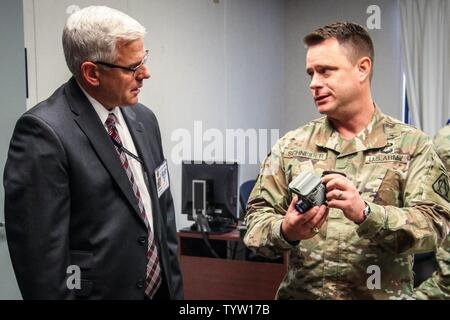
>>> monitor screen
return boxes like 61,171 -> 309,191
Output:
181,161 -> 239,229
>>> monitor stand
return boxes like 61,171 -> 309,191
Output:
194,213 -> 211,232
181,214 -> 235,234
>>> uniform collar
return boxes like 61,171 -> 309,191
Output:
315,104 -> 388,156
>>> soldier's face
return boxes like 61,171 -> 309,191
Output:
306,38 -> 361,117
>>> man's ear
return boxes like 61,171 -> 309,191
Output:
357,57 -> 372,82
80,61 -> 101,87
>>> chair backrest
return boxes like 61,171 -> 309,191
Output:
239,179 -> 256,216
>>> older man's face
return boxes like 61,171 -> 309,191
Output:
97,38 -> 150,108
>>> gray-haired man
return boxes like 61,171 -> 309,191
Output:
4,6 -> 183,300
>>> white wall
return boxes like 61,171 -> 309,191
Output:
129,0 -> 285,229
284,0 -> 403,134
24,0 -> 285,230
1,0 -> 25,300
23,0 -> 128,109
23,0 -> 403,231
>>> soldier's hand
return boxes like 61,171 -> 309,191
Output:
281,195 -> 328,242
322,173 -> 365,224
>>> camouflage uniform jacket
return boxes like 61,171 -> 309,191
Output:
244,108 -> 450,300
415,124 -> 450,300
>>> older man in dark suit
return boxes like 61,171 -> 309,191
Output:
3,6 -> 183,300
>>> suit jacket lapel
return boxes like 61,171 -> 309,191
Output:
64,78 -> 144,225
122,107 -> 164,241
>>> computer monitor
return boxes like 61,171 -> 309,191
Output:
181,161 -> 239,233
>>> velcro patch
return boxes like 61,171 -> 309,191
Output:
433,173 -> 450,202
285,149 -> 327,161
365,153 -> 409,164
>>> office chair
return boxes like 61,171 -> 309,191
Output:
238,178 -> 285,263
239,179 -> 256,216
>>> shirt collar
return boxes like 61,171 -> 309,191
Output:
77,82 -> 122,127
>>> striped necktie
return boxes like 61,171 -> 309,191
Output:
105,113 -> 162,299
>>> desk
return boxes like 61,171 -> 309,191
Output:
178,230 -> 287,300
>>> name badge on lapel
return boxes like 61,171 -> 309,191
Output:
155,160 -> 170,198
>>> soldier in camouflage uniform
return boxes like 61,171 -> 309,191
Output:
414,124 -> 450,299
244,22 -> 450,299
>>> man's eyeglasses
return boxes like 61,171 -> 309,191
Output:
94,50 -> 149,77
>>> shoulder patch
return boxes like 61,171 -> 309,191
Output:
433,173 -> 450,202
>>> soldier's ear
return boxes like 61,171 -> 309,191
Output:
357,57 -> 371,82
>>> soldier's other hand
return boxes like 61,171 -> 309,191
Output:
281,195 -> 328,242
322,173 -> 365,224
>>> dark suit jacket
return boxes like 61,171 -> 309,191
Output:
4,78 -> 183,299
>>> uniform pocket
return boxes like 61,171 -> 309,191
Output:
358,159 -> 407,207
284,158 -> 315,182
373,169 -> 404,206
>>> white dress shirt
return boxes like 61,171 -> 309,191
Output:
79,85 -> 154,232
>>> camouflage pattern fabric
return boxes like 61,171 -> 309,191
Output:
244,108 -> 450,300
434,125 -> 450,171
414,124 -> 450,300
